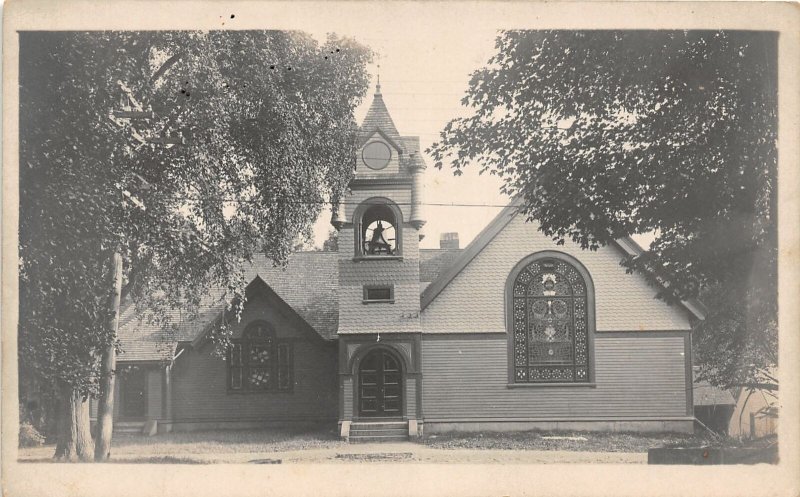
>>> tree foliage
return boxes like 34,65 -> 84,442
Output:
321,229 -> 339,251
19,31 -> 371,413
429,30 -> 777,390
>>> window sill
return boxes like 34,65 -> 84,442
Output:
362,299 -> 395,304
353,255 -> 403,262
506,382 -> 596,389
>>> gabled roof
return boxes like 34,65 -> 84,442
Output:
116,251 -> 339,362
117,305 -> 186,362
357,127 -> 405,155
420,248 -> 463,282
117,247 -> 477,362
397,136 -> 420,155
419,197 -> 707,321
241,252 -> 339,338
359,87 -> 401,143
693,374 -> 736,406
420,197 -> 522,311
190,275 -> 329,349
613,237 -> 708,320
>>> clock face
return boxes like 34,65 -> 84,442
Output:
362,141 -> 392,170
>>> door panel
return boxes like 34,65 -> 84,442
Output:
358,349 -> 403,417
121,368 -> 146,419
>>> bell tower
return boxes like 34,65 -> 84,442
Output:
332,80 -> 426,334
333,81 -> 426,429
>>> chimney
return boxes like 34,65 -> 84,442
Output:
439,232 -> 460,249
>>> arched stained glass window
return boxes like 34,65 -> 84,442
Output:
229,321 -> 292,393
511,256 -> 591,383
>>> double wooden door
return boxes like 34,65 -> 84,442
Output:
358,349 -> 402,417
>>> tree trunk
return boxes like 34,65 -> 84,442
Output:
95,251 -> 123,461
53,383 -> 94,462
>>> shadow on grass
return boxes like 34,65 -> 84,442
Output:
18,427 -> 346,461
19,456 -> 212,464
110,426 -> 340,448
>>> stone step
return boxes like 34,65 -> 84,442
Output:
350,428 -> 408,437
348,420 -> 409,442
348,434 -> 409,443
114,422 -> 145,434
351,422 -> 407,429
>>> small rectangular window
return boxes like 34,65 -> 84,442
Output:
363,285 -> 394,303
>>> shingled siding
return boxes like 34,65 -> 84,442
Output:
338,227 -> 422,334
169,292 -> 338,426
422,214 -> 691,333
342,188 -> 413,225
421,334 -> 689,421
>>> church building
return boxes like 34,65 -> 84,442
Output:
98,84 -> 706,441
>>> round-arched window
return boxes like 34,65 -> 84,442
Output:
511,256 -> 591,383
360,204 -> 398,256
362,141 -> 392,170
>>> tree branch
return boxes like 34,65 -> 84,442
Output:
149,51 -> 185,85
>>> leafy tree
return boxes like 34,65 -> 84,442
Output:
321,229 -> 339,251
19,31 -> 371,460
429,30 -> 777,393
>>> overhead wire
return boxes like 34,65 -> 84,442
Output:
162,198 -> 513,208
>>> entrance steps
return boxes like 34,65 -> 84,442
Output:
114,421 -> 145,434
348,421 -> 409,443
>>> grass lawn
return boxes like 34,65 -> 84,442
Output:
104,426 -> 348,455
19,427 -> 725,464
422,430 -> 717,452
19,427 -> 347,461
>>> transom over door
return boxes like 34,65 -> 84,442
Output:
358,349 -> 402,417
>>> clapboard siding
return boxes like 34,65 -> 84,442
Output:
343,377 -> 354,418
171,339 -> 338,422
422,335 -> 687,419
406,379 -> 417,417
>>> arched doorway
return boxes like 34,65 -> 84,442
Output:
358,348 -> 403,418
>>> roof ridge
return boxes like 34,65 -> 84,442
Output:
420,197 -> 523,310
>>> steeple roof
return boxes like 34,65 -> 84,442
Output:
360,81 -> 401,143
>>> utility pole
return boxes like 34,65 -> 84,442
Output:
95,58 -> 184,460
95,250 -> 123,461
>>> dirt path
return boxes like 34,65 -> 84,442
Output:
18,442 -> 646,464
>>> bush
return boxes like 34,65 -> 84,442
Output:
19,422 -> 46,447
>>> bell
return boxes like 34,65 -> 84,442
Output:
368,221 -> 393,254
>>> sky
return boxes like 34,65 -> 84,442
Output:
301,14 -> 655,251
306,24 -> 510,250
